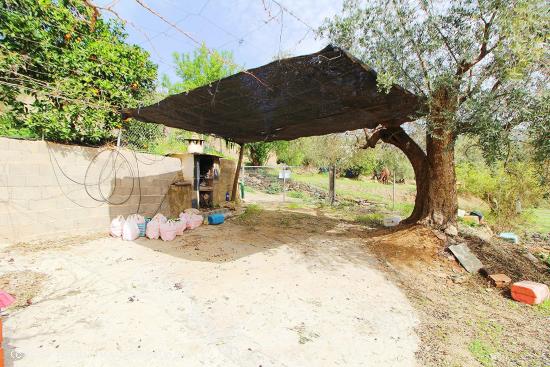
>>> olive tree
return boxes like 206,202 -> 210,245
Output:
321,0 -> 548,226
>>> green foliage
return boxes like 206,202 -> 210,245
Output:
0,0 -> 157,144
161,44 -> 238,94
536,299 -> 550,317
467,320 -> 503,367
456,161 -> 545,224
265,182 -> 282,195
342,148 -> 377,178
468,339 -> 496,367
375,146 -> 414,180
287,191 -> 305,199
321,0 -> 549,194
246,142 -> 274,166
272,140 -> 305,166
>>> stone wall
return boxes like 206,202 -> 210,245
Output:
0,137 -> 182,244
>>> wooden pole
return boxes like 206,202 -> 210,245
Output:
328,165 -> 336,205
231,144 -> 244,201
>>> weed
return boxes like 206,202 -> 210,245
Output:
287,191 -> 305,199
286,202 -> 302,210
266,182 -> 282,194
468,339 -> 496,367
236,204 -> 263,224
468,320 -> 503,366
535,299 -> 550,317
355,213 -> 383,226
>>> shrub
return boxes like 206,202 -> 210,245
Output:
456,161 -> 545,225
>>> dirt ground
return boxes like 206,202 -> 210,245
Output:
1,199 -> 548,367
0,207 -> 419,367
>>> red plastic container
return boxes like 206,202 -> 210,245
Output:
511,281 -> 549,305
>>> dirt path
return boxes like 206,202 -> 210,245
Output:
0,213 -> 419,367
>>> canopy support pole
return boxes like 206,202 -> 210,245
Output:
231,144 -> 244,201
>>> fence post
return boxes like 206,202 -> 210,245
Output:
328,165 -> 336,205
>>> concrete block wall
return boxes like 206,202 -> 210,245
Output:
0,137 -> 182,244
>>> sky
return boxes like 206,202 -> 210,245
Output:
95,0 -> 344,83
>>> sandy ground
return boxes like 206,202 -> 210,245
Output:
0,211 -> 419,367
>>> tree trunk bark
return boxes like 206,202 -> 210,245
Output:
375,127 -> 429,224
364,124 -> 457,227
424,127 -> 457,226
231,144 -> 244,201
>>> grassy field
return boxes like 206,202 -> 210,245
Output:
526,208 -> 550,233
290,172 -> 549,233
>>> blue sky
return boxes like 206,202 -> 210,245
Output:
96,0 -> 344,82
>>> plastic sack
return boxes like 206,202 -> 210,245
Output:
146,219 -> 160,240
160,220 -> 179,241
110,215 -> 125,237
184,208 -> 201,215
128,214 -> 146,237
187,214 -> 203,230
122,217 -> 140,241
146,214 -> 166,240
152,213 -> 167,223
175,220 -> 186,235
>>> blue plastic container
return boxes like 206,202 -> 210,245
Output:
499,232 -> 519,244
208,213 -> 225,225
138,217 -> 151,237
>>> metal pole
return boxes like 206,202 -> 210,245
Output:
116,129 -> 122,148
392,165 -> 396,211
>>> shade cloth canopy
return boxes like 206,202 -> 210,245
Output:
122,45 -> 423,144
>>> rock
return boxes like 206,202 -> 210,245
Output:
450,274 -> 468,284
448,243 -> 484,273
444,225 -> 458,237
524,252 -> 540,264
433,230 -> 447,241
488,274 -> 511,288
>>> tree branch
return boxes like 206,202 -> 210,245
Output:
391,0 -> 432,93
418,1 -> 459,66
456,10 -> 499,75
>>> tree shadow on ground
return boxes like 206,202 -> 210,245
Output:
131,208 -> 384,270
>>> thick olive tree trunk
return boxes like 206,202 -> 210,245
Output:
424,127 -> 458,226
364,124 -> 457,227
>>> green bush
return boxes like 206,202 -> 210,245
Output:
457,161 -> 545,225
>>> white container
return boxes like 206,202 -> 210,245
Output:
457,209 -> 466,218
383,216 -> 401,227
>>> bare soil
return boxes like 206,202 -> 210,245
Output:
1,201 -> 548,367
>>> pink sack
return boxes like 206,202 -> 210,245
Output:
122,217 -> 140,241
152,213 -> 167,223
128,214 -> 145,224
179,212 -> 190,226
146,219 -> 160,239
175,219 -> 186,235
110,215 -> 125,237
187,214 -> 203,230
160,220 -> 179,241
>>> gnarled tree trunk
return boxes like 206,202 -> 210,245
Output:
363,123 -> 457,227
424,127 -> 457,226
